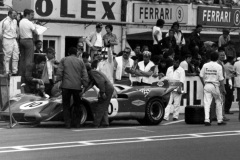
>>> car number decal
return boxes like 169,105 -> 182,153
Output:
20,101 -> 49,110
139,88 -> 151,97
108,99 -> 118,117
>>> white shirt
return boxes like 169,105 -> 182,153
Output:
200,61 -> 224,86
166,66 -> 185,84
94,32 -> 103,47
152,26 -> 162,45
166,31 -> 186,45
180,60 -> 188,71
19,18 -> 35,39
97,59 -> 114,84
234,60 -> 240,88
46,59 -> 53,80
137,61 -> 155,84
2,16 -> 18,39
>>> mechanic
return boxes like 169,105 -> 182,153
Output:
163,55 -> 185,121
134,51 -> 156,86
56,47 -> 89,129
200,51 -> 226,126
83,60 -> 114,128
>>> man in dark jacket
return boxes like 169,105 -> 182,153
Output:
189,24 -> 203,57
56,47 -> 89,128
84,60 -> 114,128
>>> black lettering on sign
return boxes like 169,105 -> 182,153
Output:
150,8 -> 154,19
81,0 -> 95,19
35,0 -> 53,17
102,2 -> 115,20
181,81 -> 190,106
193,81 -> 201,105
140,7 -> 143,19
155,8 -> 159,19
160,8 -> 164,19
145,7 -> 148,19
60,0 -> 75,18
165,8 -> 169,20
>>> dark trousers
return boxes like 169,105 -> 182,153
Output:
62,89 -> 81,126
45,80 -> 54,96
93,89 -> 114,127
224,80 -> 234,112
19,39 -> 34,80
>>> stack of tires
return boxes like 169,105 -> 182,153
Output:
185,105 -> 205,124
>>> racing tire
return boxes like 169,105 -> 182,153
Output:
185,105 -> 205,124
138,98 -> 165,125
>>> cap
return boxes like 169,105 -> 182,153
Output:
96,23 -> 103,28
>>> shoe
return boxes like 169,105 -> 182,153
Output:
205,122 -> 211,126
225,111 -> 234,115
173,118 -> 178,121
223,117 -> 230,121
218,122 -> 227,125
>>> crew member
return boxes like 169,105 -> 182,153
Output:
200,52 -> 226,126
163,55 -> 185,121
84,60 -> 114,128
56,47 -> 89,128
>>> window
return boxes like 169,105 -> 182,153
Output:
43,36 -> 60,59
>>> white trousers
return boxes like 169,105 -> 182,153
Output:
164,91 -> 182,120
2,38 -> 20,74
204,83 -> 223,123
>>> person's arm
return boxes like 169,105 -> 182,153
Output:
85,33 -> 94,48
107,47 -> 113,63
55,58 -> 64,82
110,34 -> 118,46
80,61 -> 89,88
154,30 -> 160,42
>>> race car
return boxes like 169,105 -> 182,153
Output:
0,80 -> 181,126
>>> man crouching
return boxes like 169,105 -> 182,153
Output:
84,60 -> 114,128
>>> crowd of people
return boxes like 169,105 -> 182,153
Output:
1,8 -> 240,128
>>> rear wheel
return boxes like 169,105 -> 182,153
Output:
72,104 -> 88,126
138,98 -> 165,125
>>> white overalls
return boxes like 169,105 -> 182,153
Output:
200,61 -> 224,123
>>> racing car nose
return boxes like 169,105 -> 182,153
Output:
24,112 -> 42,122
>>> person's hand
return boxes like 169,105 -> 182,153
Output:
101,92 -> 107,100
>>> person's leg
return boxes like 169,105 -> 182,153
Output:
213,87 -> 223,123
19,40 -> 26,78
72,90 -> 82,127
62,89 -> 72,127
224,81 -> 234,113
164,92 -> 174,120
101,89 -> 114,126
237,88 -> 240,121
24,39 -> 34,68
173,93 -> 183,120
2,38 -> 13,74
12,39 -> 20,74
204,85 -> 213,123
93,100 -> 105,127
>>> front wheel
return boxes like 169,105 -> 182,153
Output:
138,98 -> 165,125
72,104 -> 88,126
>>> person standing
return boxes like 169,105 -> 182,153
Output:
2,10 -> 20,75
234,58 -> 240,121
84,60 -> 114,128
34,40 -> 43,53
115,47 -> 134,85
200,52 -> 226,126
166,22 -> 186,55
163,55 -> 185,121
152,19 -> 165,56
218,29 -> 230,48
224,56 -> 236,114
19,9 -> 38,78
179,54 -> 196,76
159,29 -> 177,53
86,23 -> 103,61
103,24 -> 118,53
97,47 -> 114,83
189,24 -> 203,57
56,47 -> 89,128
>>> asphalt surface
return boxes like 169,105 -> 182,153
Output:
0,113 -> 240,160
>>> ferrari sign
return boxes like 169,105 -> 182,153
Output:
198,6 -> 240,27
133,3 -> 188,24
33,0 -> 121,22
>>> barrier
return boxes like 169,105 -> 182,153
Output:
175,76 -> 239,113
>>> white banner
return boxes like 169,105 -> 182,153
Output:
33,0 -> 121,22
